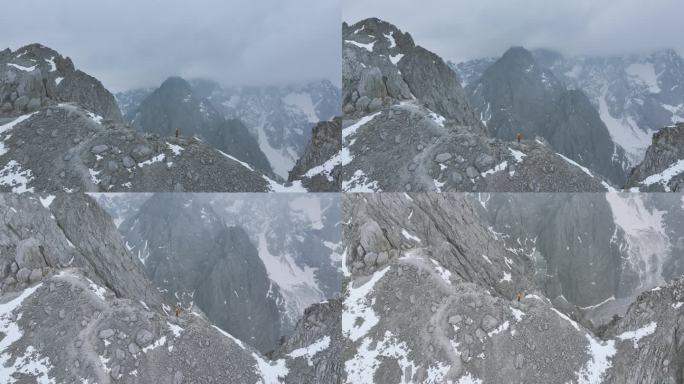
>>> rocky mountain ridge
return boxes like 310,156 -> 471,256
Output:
339,18 -> 616,192
339,193 -> 684,383
0,44 -> 307,193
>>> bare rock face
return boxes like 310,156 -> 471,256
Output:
626,122 -> 684,191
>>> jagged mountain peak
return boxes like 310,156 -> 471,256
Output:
466,45 -> 629,186
129,76 -> 273,174
480,46 -> 564,93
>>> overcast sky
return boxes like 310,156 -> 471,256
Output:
1,0 -> 340,92
344,0 -> 684,63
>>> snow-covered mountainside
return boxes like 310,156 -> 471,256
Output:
340,193 -> 684,383
626,122 -> 684,191
0,193 -> 330,383
190,79 -> 341,179
340,18 -> 614,192
0,44 -> 303,193
93,193 -> 342,352
454,49 -> 684,169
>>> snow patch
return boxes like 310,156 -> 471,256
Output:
430,259 -> 452,285
138,154 -> 165,167
639,159 -> 684,191
345,39 -> 375,52
45,56 -> 57,72
166,143 -> 184,156
481,161 -> 508,177
7,63 -> 37,72
287,335 -> 330,366
0,160 -> 34,193
342,266 -> 390,341
343,170 -> 381,192
345,331 -> 418,384
577,334 -> 616,384
389,53 -> 404,65
401,229 -> 421,243
39,195 -> 55,208
616,321 -> 657,349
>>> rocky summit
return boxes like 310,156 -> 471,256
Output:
340,193 -> 684,383
339,18 -> 616,192
0,44 -> 122,122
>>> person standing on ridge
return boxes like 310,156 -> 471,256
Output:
516,132 -> 522,143
516,292 -> 523,302
175,127 -> 180,138
175,303 -> 181,317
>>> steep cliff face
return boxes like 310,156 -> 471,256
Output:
0,44 -> 122,122
626,122 -> 684,191
118,194 -> 283,353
